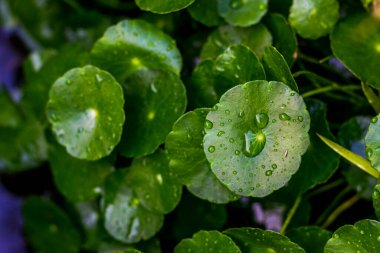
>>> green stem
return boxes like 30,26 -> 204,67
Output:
315,186 -> 351,225
317,134 -> 379,178
361,82 -> 380,114
307,178 -> 345,198
321,194 -> 360,228
302,85 -> 361,98
280,195 -> 302,234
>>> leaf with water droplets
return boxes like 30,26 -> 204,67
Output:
217,0 -> 268,27
166,109 -> 238,204
331,13 -> 380,89
102,170 -> 164,244
262,46 -> 299,93
325,219 -> 380,253
49,143 -> 114,203
135,0 -> 195,14
188,0 -> 224,27
91,19 -> 182,82
365,114 -> 380,172
286,226 -> 332,253
47,65 -> 125,160
22,197 -> 81,253
118,68 -> 186,157
200,24 -> 272,61
126,149 -> 182,214
224,227 -> 305,252
174,230 -> 241,253
289,0 -> 339,39
204,80 -> 310,197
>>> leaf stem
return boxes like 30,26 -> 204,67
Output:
317,134 -> 379,178
307,178 -> 345,198
321,194 -> 360,229
302,85 -> 361,98
280,195 -> 302,234
361,82 -> 380,114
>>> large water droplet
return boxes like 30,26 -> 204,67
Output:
279,113 -> 291,121
255,113 -> 269,129
242,130 -> 266,157
205,120 -> 213,129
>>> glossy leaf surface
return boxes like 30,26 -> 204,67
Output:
204,80 -> 310,197
286,226 -> 332,253
188,0 -> 223,27
135,0 -> 195,14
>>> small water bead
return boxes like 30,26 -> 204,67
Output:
272,119 -> 277,123
233,171 -> 237,175
234,150 -> 240,155
290,92 -> 295,96
377,235 -> 380,241
366,148 -> 373,158
265,170 -> 273,176
372,117 -> 378,123
333,234 -> 339,239
225,110 -> 230,115
217,131 -> 225,136
259,3 -> 266,10
271,164 -> 277,169
220,122 -> 225,126
373,189 -> 380,199
208,146 -> 216,153
255,113 -> 269,129
66,79 -> 72,85
229,138 -> 235,143
205,120 -> 213,129
279,113 -> 291,121
212,105 -> 218,111
297,116 -> 304,122
238,111 -> 245,118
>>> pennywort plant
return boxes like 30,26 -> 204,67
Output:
2,0 -> 380,252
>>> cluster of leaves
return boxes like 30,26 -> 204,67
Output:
2,0 -> 380,252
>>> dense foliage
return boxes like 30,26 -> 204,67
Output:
2,0 -> 380,252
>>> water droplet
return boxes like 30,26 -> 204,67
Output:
377,235 -> 380,241
96,74 -> 103,82
366,148 -> 373,158
220,122 -> 225,126
271,164 -> 277,169
259,3 -> 266,10
147,41 -> 154,47
238,111 -> 245,118
279,113 -> 291,121
217,131 -> 225,136
265,170 -> 273,176
187,133 -> 192,140
208,146 -> 215,153
272,119 -> 277,123
212,105 -> 218,111
360,230 -> 364,235
372,117 -> 378,123
373,189 -> 380,199
205,120 -> 213,129
233,171 -> 237,175
297,116 -> 304,122
225,110 -> 230,115
230,0 -> 243,9
290,92 -> 295,96
234,150 -> 240,155
333,234 -> 339,239
242,130 -> 266,157
50,113 -> 57,121
255,113 -> 269,129
66,79 -> 72,85
229,138 -> 235,143
150,83 -> 157,93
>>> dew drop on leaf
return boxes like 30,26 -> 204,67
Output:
279,113 -> 291,121
205,120 -> 214,129
208,145 -> 216,153
373,190 -> 380,200
297,116 -> 304,122
242,130 -> 266,157
371,117 -> 378,123
265,170 -> 273,176
255,113 -> 269,129
366,148 -> 373,158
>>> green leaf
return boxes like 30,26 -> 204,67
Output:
200,24 -> 272,61
166,109 -> 238,203
174,230 -> 241,253
262,46 -> 299,93
339,116 -> 376,200
213,44 -> 266,96
264,14 -> 297,67
0,88 -> 22,128
318,134 -> 379,178
22,197 -> 81,253
286,226 -> 332,253
365,115 -> 380,172
331,13 -> 380,89
118,68 -> 186,157
188,0 -> 224,27
325,219 -> 380,253
135,0 -> 195,14
373,182 -> 380,219
91,19 -> 182,82
103,170 -> 163,244
289,0 -> 339,39
204,80 -> 310,197
49,143 -> 114,202
224,227 -> 305,253
127,149 -> 182,214
217,0 -> 268,27
47,65 -> 125,161
23,45 -> 89,122
282,99 -> 339,196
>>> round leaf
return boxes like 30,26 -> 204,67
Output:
166,109 -> 238,203
22,197 -> 81,253
289,0 -> 339,39
91,19 -> 182,82
325,219 -> 380,253
217,0 -> 268,27
213,44 -> 266,96
188,0 -> 224,27
286,226 -> 332,253
135,0 -> 195,14
103,170 -> 164,244
365,115 -> 380,171
200,24 -> 272,61
262,46 -> 298,92
174,230 -> 241,253
331,13 -> 380,89
118,68 -> 186,157
49,143 -> 114,202
224,227 -> 305,253
204,80 -> 310,197
127,150 -> 182,214
47,65 -> 125,161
